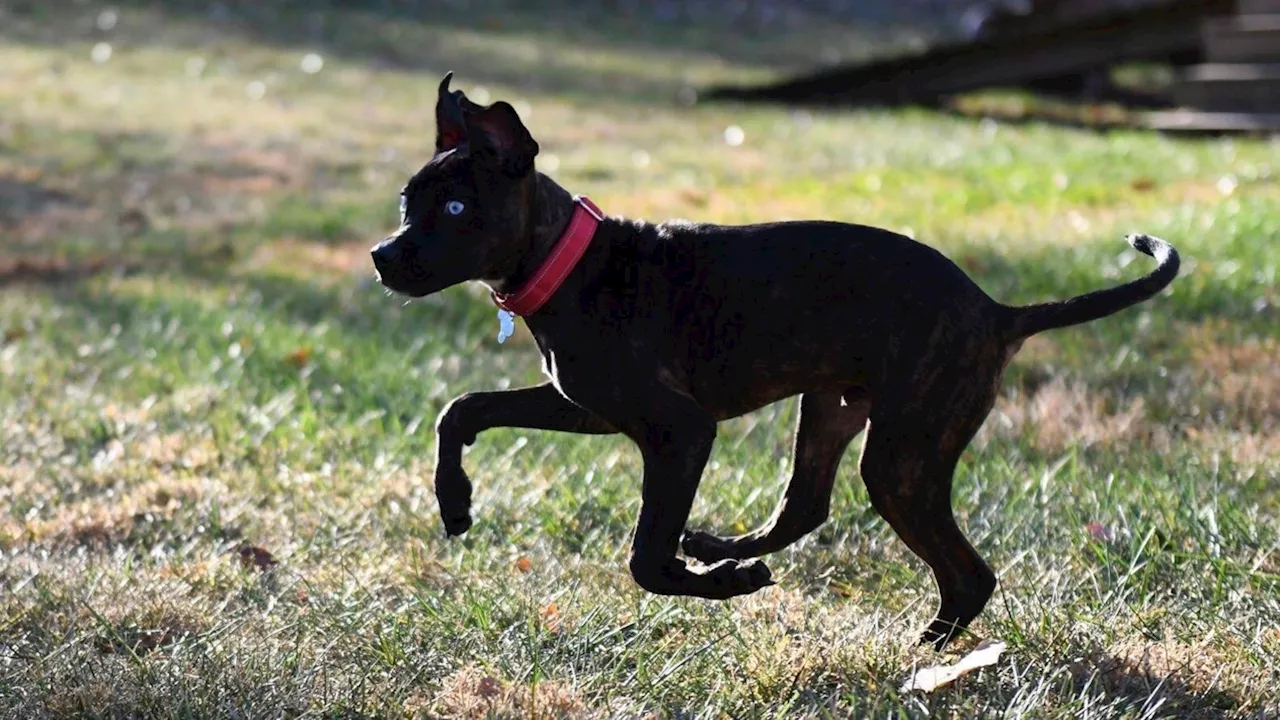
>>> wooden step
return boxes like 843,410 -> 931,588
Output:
703,0 -> 1235,104
1237,0 -> 1280,13
1204,15 -> 1280,61
1147,108 -> 1280,131
1174,63 -> 1280,111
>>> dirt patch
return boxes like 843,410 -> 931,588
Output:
416,664 -> 589,719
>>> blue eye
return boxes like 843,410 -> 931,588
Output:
445,200 -> 465,216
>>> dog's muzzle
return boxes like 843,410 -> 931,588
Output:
371,236 -> 432,297
371,235 -> 408,287
371,237 -> 398,272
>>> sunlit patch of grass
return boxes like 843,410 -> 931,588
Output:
1,0 -> 1278,717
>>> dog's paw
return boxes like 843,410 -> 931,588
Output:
441,513 -> 473,537
919,618 -> 963,652
680,530 -> 738,563
699,558 -> 774,598
433,465 -> 474,537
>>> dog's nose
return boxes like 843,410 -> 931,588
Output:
370,239 -> 397,269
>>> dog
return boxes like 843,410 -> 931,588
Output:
371,73 -> 1180,650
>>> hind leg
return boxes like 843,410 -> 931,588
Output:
858,377 -> 1001,651
682,390 -> 870,563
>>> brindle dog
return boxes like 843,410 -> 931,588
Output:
371,73 -> 1180,650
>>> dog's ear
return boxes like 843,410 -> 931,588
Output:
464,101 -> 539,177
435,72 -> 469,153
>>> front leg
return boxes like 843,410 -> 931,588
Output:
434,383 -> 617,536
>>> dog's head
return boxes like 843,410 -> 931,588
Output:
371,72 -> 541,297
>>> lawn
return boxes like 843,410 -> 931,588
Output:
1,1 -> 1279,717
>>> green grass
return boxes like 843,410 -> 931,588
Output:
2,1 -> 1279,717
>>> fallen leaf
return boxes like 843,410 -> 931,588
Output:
515,556 -> 533,573
285,346 -> 311,369
238,545 -> 279,571
540,602 -> 561,630
1086,522 -> 1116,543
900,639 -> 1007,693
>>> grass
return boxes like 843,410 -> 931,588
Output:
1,0 -> 1279,717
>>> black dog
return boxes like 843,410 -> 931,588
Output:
371,73 -> 1180,650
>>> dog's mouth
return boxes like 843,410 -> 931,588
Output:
372,264 -> 449,300
374,272 -> 430,299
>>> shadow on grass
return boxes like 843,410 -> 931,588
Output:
1,0 -> 951,103
0,120 -> 399,259
0,176 -> 85,221
1065,648 -> 1248,719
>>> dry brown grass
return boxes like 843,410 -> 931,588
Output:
980,322 -> 1280,472
991,377 -> 1160,453
1075,637 -> 1279,718
1190,327 -> 1280,429
416,664 -> 590,720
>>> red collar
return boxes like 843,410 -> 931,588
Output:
491,195 -> 605,316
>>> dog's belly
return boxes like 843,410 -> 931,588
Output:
683,303 -> 881,420
691,359 -> 871,421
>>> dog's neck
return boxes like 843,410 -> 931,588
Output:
485,172 -> 577,297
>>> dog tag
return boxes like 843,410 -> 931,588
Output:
496,309 -> 516,343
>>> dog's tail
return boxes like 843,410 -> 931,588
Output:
1004,234 -> 1180,341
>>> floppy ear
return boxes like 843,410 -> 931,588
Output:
464,101 -> 539,177
434,72 -> 469,153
